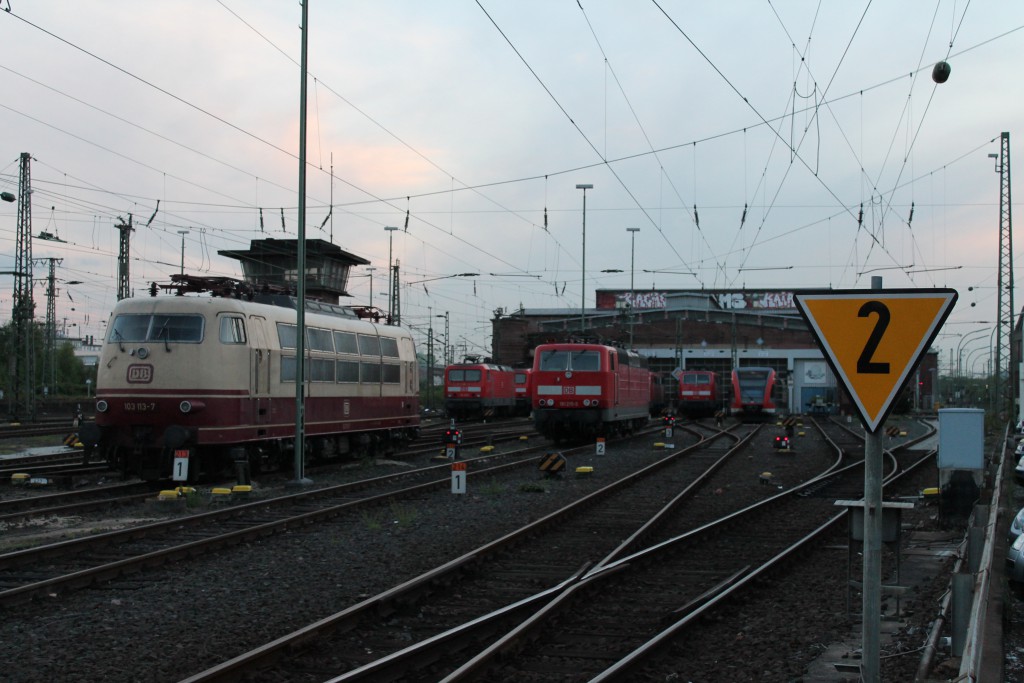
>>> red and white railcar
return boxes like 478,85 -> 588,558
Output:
730,366 -> 778,419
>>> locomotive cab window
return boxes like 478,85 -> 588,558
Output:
109,313 -> 204,343
219,316 -> 247,344
462,369 -> 482,382
448,369 -> 465,382
539,350 -> 569,371
570,350 -> 601,371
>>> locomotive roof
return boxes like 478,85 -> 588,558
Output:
108,294 -> 412,338
446,362 -> 513,371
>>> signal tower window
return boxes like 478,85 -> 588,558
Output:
219,317 -> 247,344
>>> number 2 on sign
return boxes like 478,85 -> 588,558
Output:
857,301 -> 890,374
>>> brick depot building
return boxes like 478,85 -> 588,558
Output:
490,288 -> 939,415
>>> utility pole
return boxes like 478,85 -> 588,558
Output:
427,316 -> 435,413
11,152 -> 35,421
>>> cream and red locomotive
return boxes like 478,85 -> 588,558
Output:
80,282 -> 420,482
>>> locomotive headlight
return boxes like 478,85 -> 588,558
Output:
95,399 -> 109,413
583,399 -> 591,407
179,400 -> 205,414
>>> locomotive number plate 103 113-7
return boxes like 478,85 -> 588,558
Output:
123,402 -> 157,413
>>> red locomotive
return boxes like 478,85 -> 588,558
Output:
730,366 -> 778,419
531,341 -> 653,441
513,368 -> 532,416
443,360 -> 517,419
79,284 -> 420,482
677,369 -> 721,417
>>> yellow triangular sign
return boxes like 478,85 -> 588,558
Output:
794,289 -> 957,432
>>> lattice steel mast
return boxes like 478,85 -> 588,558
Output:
995,132 -> 1014,419
38,257 -> 62,399
11,152 -> 35,420
116,215 -> 134,301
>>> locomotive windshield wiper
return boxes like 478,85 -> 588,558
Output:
155,321 -> 171,352
112,328 -> 125,352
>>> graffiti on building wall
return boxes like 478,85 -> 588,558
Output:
622,291 -> 667,309
715,291 -> 795,311
596,289 -> 797,311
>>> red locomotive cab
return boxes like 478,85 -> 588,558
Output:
532,344 -> 608,411
444,361 -> 517,419
532,342 -> 652,440
730,367 -> 778,419
677,370 -> 720,417
513,368 -> 532,416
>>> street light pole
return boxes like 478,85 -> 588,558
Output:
956,328 -> 990,378
177,230 -> 189,275
576,184 -> 593,333
627,227 -> 639,347
384,226 -> 398,324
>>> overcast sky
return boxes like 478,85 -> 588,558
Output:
1,1 -> 1022,372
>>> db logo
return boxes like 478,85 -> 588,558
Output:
127,364 -> 153,383
563,386 -> 575,395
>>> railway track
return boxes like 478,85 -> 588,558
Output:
0,481 -> 157,527
0,424 -> 675,608
171,419 -> 840,682
174,417 -> 934,682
